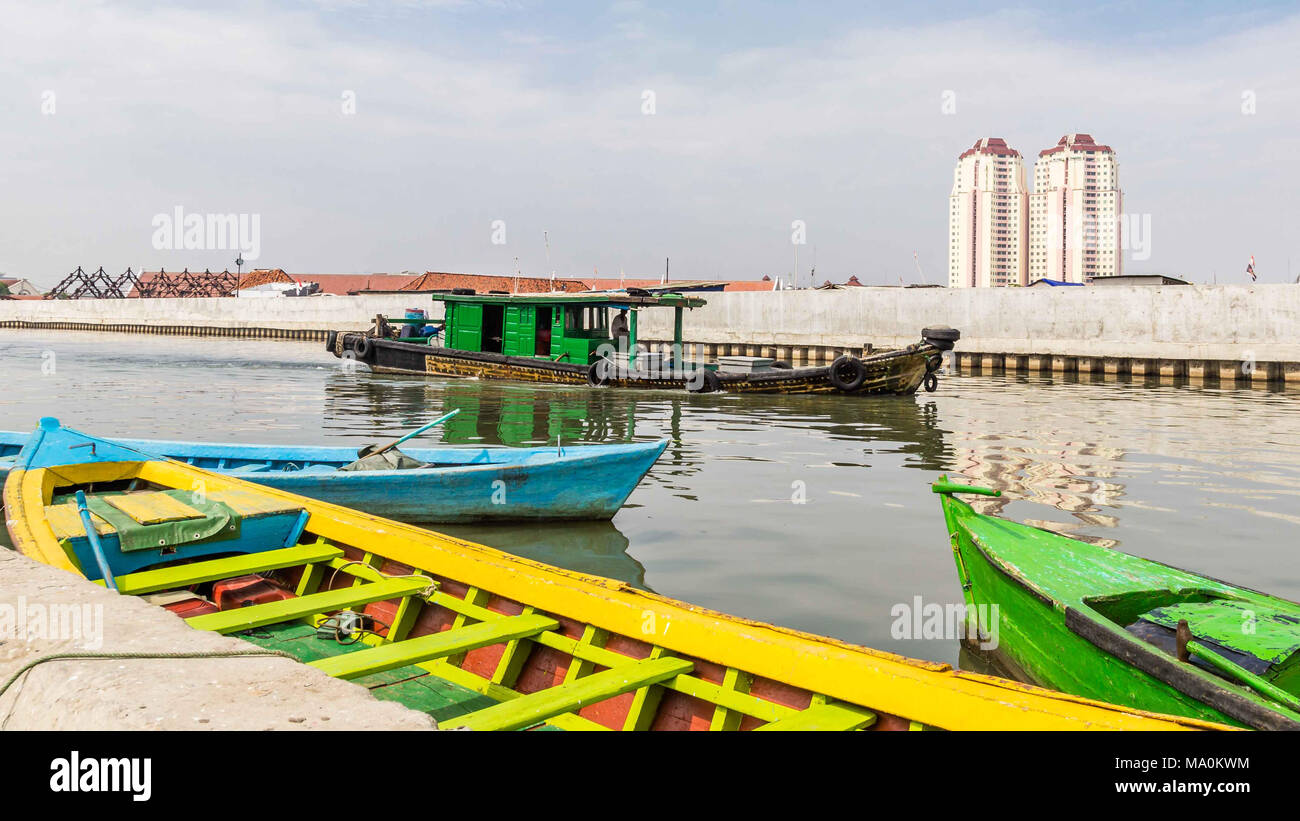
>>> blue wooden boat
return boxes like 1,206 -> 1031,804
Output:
0,429 -> 665,523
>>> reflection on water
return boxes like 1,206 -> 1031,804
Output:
1,330 -> 1298,668
433,520 -> 649,591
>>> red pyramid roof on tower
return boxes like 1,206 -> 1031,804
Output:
1039,133 -> 1113,156
958,137 -> 1021,160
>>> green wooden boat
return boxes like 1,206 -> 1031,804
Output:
934,477 -> 1300,730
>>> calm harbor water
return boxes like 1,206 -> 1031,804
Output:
2,329 -> 1298,668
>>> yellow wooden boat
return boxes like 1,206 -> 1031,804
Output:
4,419 -> 1227,731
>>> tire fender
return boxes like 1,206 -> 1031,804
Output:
686,369 -> 723,393
828,355 -> 867,392
352,335 -> 374,361
587,359 -> 613,387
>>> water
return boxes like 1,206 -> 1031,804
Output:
3,330 -> 1298,667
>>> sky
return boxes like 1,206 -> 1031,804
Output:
2,0 -> 1298,287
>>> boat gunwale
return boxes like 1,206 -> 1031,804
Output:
0,432 -> 667,472
1063,606 -> 1300,731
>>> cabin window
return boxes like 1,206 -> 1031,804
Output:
564,306 -> 608,332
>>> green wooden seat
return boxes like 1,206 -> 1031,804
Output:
310,613 -> 560,680
101,544 -> 344,596
186,576 -> 429,635
449,656 -> 694,731
754,701 -> 877,731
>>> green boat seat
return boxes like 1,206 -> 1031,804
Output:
100,543 -> 345,596
1127,598 -> 1300,696
448,656 -> 694,731
186,576 -> 430,635
309,613 -> 560,680
754,700 -> 877,731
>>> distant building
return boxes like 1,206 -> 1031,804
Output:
123,268 -> 780,297
132,269 -> 423,296
1026,278 -> 1086,287
1029,134 -> 1123,283
814,276 -> 866,290
581,277 -> 776,293
948,138 -> 1029,288
384,272 -> 777,294
1087,274 -> 1187,286
0,277 -> 42,296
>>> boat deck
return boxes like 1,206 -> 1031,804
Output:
240,622 -> 561,729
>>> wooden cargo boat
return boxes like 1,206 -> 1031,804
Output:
0,430 -> 664,523
327,291 -> 959,396
935,477 -> 1300,730
3,419 -> 1223,730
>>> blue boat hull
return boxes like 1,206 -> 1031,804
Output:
0,432 -> 666,523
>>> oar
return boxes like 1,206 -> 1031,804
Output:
357,409 -> 461,458
74,490 -> 118,592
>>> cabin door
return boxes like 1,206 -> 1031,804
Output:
502,305 -> 535,357
450,303 -> 482,351
482,304 -> 505,353
534,307 -> 552,357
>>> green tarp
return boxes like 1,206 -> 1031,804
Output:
81,490 -> 243,553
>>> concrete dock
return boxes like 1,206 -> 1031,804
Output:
0,547 -> 435,730
2,284 -> 1297,385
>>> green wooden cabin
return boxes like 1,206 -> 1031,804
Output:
428,292 -> 706,365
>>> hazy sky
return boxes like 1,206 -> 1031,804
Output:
3,0 -> 1298,287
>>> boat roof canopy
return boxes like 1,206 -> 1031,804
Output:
427,290 -> 707,309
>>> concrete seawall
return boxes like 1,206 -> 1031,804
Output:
0,294 -> 428,339
634,285 -> 1300,385
2,285 -> 1297,383
0,547 -> 436,730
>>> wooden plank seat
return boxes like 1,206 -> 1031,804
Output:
201,487 -> 306,518
186,576 -> 430,635
310,613 -> 560,680
449,656 -> 695,731
754,701 -> 877,731
102,491 -> 207,524
97,543 -> 345,596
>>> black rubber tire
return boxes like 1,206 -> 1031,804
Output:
452,288 -> 476,295
351,335 -> 373,361
922,326 -> 960,351
828,355 -> 867,392
325,330 -> 338,353
587,359 -> 613,387
686,369 -> 723,394
770,360 -> 792,369
923,373 -> 939,392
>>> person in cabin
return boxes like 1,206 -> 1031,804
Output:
610,308 -> 630,349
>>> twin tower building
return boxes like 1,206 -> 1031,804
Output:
948,134 -> 1123,287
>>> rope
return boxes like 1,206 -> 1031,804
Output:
0,648 -> 296,727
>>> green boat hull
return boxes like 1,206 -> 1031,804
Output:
935,479 -> 1300,730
